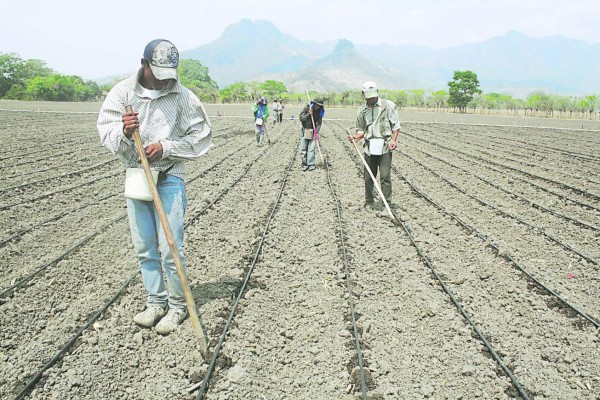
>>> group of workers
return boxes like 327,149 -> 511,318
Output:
97,39 -> 401,334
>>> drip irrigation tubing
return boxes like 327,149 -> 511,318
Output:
393,166 -> 600,329
12,271 -> 139,400
430,145 -> 600,214
9,132 -> 281,398
332,124 -> 531,399
0,171 -> 121,211
0,193 -> 118,248
195,145 -> 297,400
0,211 -> 127,298
322,144 -> 368,399
403,152 -> 600,267
1,136 -> 263,295
404,131 -> 600,202
0,159 -> 117,193
410,147 -> 600,232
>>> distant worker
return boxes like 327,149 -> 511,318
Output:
252,97 -> 269,145
348,81 -> 400,210
272,99 -> 280,125
97,39 -> 213,334
299,97 -> 324,171
277,99 -> 285,123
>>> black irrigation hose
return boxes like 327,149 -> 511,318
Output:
454,129 -> 600,163
0,211 -> 127,298
195,145 -> 297,400
322,146 -> 368,400
451,135 -> 600,187
395,216 -> 531,400
405,131 -> 600,202
394,166 -> 600,329
0,159 -> 117,193
10,133 -> 274,399
404,152 -> 600,267
435,145 -> 600,214
332,126 -> 531,399
0,193 -> 118,248
13,270 -> 139,400
0,171 -> 121,211
411,147 -> 600,232
3,154 -> 107,180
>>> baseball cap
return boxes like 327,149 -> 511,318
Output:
143,39 -> 179,81
362,81 -> 378,98
313,98 -> 324,106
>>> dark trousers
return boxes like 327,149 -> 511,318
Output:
364,152 -> 392,203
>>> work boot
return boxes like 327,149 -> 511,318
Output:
155,308 -> 188,335
133,305 -> 166,328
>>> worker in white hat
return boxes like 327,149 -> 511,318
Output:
348,81 -> 401,210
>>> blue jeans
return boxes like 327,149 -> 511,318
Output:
126,174 -> 188,310
299,128 -> 316,167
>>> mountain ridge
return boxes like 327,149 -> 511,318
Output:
178,19 -> 599,97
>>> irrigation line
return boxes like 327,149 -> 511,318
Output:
0,159 -> 117,193
451,128 -> 600,163
0,171 -> 121,211
394,216 -> 531,400
0,150 -> 79,170
405,131 -> 600,202
322,145 -> 368,399
0,193 -> 118,248
404,153 -> 600,267
13,270 -> 139,400
3,154 -> 107,180
9,134 -> 277,399
195,146 -> 296,400
394,166 -> 599,329
0,211 -> 127,298
411,147 -> 600,232
420,141 -> 600,214
333,125 -> 531,399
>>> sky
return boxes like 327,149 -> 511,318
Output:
1,0 -> 599,80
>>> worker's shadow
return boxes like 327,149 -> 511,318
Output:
190,276 -> 243,307
189,276 -> 244,353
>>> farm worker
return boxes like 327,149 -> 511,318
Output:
277,99 -> 285,123
97,39 -> 213,334
298,97 -> 324,171
252,97 -> 269,145
272,99 -> 280,125
347,81 -> 400,210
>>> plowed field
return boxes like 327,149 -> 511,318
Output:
1,100 -> 599,400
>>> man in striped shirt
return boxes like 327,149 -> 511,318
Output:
97,39 -> 212,335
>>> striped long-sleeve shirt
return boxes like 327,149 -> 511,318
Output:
97,69 -> 213,180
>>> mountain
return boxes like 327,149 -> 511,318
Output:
181,20 -> 600,97
286,39 -> 407,93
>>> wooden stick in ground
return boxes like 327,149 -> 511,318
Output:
305,90 -> 325,165
125,105 -> 208,354
346,128 -> 399,226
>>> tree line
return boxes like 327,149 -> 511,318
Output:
2,52 -> 599,119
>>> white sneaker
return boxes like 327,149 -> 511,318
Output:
155,308 -> 188,335
133,306 -> 166,328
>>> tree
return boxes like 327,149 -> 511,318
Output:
219,82 -> 250,103
0,52 -> 53,98
447,70 -> 482,113
259,80 -> 287,101
178,59 -> 218,102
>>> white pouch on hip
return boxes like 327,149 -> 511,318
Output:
124,168 -> 159,201
255,117 -> 263,126
368,138 -> 385,155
